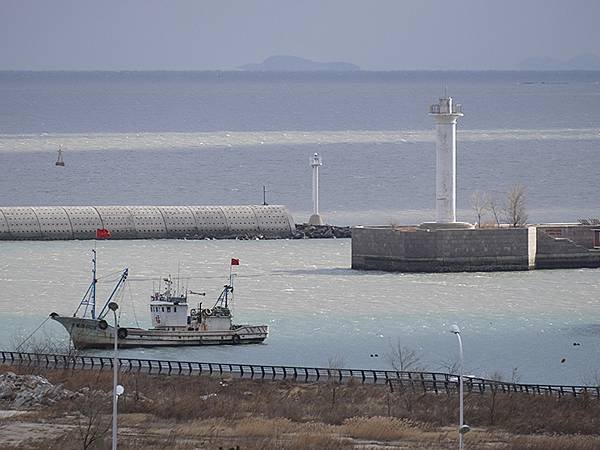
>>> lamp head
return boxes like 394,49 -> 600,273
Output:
451,324 -> 461,334
459,424 -> 471,434
108,302 -> 119,312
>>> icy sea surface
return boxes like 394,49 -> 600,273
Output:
1,239 -> 600,385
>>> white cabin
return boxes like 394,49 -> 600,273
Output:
150,301 -> 189,329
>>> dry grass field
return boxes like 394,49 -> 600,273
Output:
1,365 -> 600,449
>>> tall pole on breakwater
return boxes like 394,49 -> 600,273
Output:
309,153 -> 324,225
429,97 -> 463,224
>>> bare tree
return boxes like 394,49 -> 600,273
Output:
484,367 -> 519,425
489,196 -> 502,228
386,339 -> 424,372
486,370 -> 505,425
504,183 -> 528,227
76,388 -> 111,449
437,357 -> 460,375
471,191 -> 491,228
327,354 -> 346,406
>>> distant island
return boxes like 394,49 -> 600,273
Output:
517,53 -> 600,70
239,55 -> 360,72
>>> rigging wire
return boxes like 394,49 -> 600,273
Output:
125,272 -> 266,282
126,281 -> 140,328
16,316 -> 51,351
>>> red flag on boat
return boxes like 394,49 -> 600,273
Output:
96,228 -> 111,239
231,258 -> 240,266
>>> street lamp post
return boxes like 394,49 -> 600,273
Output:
451,324 -> 469,450
108,302 -> 120,450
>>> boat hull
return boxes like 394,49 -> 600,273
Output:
51,315 -> 268,350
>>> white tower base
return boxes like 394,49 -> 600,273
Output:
418,221 -> 474,231
308,214 -> 324,226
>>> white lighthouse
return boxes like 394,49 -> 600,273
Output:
422,96 -> 472,230
308,152 -> 324,225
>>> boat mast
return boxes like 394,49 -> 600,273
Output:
225,267 -> 235,308
90,250 -> 98,319
91,250 -> 97,318
73,250 -> 98,319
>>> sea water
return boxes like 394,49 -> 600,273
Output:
0,71 -> 599,384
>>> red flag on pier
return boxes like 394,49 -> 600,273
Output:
231,258 -> 240,266
96,228 -> 111,239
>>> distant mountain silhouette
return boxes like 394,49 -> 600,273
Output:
517,53 -> 600,70
239,55 -> 360,72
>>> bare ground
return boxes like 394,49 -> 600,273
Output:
1,365 -> 600,449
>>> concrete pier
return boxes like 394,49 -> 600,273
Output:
352,224 -> 600,272
0,205 -> 295,240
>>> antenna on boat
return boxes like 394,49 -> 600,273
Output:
177,261 -> 181,296
73,250 -> 99,319
91,249 -> 97,319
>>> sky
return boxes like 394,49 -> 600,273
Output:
0,0 -> 599,71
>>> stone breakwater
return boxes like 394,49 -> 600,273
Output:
188,224 -> 352,240
293,224 -> 352,239
0,372 -> 80,409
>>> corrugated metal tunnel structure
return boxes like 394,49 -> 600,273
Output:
0,205 -> 295,240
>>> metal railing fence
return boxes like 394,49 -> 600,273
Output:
1,350 -> 598,399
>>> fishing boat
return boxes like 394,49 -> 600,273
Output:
50,251 -> 268,349
55,146 -> 65,166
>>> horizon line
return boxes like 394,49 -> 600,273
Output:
2,68 -> 600,73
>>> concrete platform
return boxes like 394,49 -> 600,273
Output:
352,224 -> 600,273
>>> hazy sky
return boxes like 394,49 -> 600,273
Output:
1,0 -> 599,70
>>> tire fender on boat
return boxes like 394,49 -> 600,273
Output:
204,309 -> 213,316
98,320 -> 109,330
232,335 -> 241,345
117,328 -> 128,339
190,309 -> 196,316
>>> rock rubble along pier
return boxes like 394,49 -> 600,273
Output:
293,223 -> 351,239
0,205 -> 295,240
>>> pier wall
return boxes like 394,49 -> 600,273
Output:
535,226 -> 600,269
352,225 -> 600,272
0,205 -> 294,240
352,226 -> 530,272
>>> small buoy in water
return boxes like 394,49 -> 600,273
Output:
560,358 -> 567,364
55,146 -> 65,166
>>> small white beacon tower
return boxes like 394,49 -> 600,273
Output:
308,152 -> 324,225
428,96 -> 465,225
